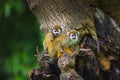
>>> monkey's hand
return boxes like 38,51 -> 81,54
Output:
62,47 -> 72,54
57,47 -> 72,58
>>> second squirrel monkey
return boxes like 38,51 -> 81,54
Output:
48,29 -> 80,59
43,25 -> 62,51
58,52 -> 84,80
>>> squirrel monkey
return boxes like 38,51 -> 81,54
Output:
58,51 -> 84,80
79,17 -> 99,52
48,29 -> 80,59
43,25 -> 62,51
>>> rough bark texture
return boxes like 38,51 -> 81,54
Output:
88,0 -> 120,26
27,0 -> 94,34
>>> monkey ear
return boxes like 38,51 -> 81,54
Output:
59,26 -> 63,32
77,32 -> 80,35
50,26 -> 54,32
60,26 -> 63,29
67,32 -> 70,36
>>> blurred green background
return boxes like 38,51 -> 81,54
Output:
0,0 -> 44,80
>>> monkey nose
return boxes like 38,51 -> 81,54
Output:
55,33 -> 59,36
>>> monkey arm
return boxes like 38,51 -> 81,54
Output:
57,49 -> 62,58
72,45 -> 80,56
48,34 -> 67,59
57,47 -> 72,58
58,45 -> 80,58
62,47 -> 72,54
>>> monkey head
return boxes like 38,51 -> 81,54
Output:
58,53 -> 75,72
51,25 -> 62,37
67,29 -> 80,42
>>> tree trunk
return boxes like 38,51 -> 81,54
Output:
27,0 -> 120,80
27,0 -> 94,34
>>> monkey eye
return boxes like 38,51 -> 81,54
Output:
71,34 -> 77,37
53,30 -> 57,32
74,34 -> 77,36
58,29 -> 61,32
71,34 -> 74,36
53,29 -> 61,33
53,29 -> 56,32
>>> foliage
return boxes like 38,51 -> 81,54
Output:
0,0 -> 44,80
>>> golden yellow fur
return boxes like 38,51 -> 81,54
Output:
43,32 -> 53,51
43,25 -> 62,51
48,30 -> 80,59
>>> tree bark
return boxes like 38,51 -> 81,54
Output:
27,0 -> 94,34
88,0 -> 120,26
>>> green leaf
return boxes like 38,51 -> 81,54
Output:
4,3 -> 11,17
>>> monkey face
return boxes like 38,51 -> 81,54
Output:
67,30 -> 79,42
58,55 -> 70,68
69,33 -> 78,41
51,25 -> 62,37
58,54 -> 75,71
52,29 -> 62,37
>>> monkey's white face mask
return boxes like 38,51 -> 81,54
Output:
67,32 -> 79,42
52,29 -> 62,37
